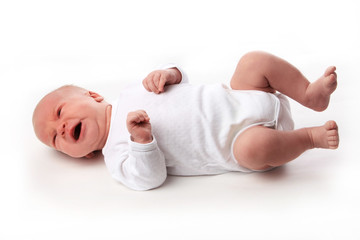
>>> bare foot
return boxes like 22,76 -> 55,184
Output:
307,121 -> 339,149
305,66 -> 337,111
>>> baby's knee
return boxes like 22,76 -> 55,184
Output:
233,129 -> 270,170
239,51 -> 270,65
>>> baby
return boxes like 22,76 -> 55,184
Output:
33,51 -> 339,190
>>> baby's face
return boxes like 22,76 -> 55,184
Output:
33,86 -> 111,158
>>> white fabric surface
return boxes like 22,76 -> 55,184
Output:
103,66 -> 294,190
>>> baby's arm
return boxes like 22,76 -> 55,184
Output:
142,67 -> 182,94
116,109 -> 166,190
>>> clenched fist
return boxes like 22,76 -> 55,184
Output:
142,68 -> 182,94
126,110 -> 153,144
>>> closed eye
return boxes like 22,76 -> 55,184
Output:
57,107 -> 62,118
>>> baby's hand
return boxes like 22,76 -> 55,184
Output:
126,110 -> 153,144
142,68 -> 181,94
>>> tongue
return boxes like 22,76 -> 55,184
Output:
74,122 -> 82,140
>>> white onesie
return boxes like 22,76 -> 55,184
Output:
102,65 -> 294,190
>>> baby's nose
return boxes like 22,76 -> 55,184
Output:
57,122 -> 67,137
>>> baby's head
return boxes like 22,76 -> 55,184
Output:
33,85 -> 112,158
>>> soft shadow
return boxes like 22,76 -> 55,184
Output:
51,149 -> 104,166
159,175 -> 185,189
255,166 -> 289,180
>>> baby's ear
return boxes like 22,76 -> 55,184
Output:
88,91 -> 104,102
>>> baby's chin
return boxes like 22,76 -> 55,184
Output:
62,149 -> 91,159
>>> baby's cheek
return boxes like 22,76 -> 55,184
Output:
57,141 -> 78,158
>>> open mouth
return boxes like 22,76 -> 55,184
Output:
73,122 -> 82,141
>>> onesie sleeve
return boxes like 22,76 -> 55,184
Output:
105,136 -> 167,191
156,63 -> 189,84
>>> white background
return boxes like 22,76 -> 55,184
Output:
1,0 -> 359,239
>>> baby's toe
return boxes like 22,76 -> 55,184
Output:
325,120 -> 337,130
324,66 -> 336,77
327,133 -> 338,141
328,139 -> 339,149
327,129 -> 339,149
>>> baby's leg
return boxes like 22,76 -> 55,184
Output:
233,121 -> 339,170
230,51 -> 337,111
